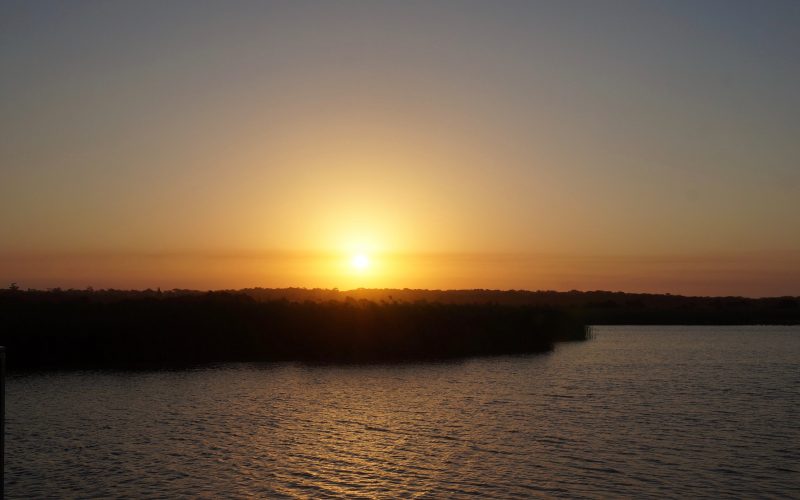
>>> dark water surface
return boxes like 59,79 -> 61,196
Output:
6,326 -> 800,498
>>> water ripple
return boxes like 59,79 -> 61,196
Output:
5,326 -> 800,498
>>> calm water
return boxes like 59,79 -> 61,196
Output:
6,326 -> 800,498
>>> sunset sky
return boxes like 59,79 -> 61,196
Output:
1,1 -> 799,296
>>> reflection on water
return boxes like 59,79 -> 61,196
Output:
6,326 -> 800,498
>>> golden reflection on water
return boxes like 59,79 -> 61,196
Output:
6,327 -> 800,497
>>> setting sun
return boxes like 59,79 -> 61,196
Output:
351,253 -> 370,271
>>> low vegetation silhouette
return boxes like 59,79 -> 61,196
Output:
0,288 -> 587,370
238,287 -> 800,324
1,287 -> 797,370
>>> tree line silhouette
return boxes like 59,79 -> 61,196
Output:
2,286 -> 797,370
240,287 -> 800,324
0,289 -> 588,370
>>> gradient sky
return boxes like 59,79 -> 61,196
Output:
1,0 -> 799,295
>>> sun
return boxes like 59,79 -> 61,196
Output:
351,253 -> 370,271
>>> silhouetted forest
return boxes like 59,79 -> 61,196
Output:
0,288 -> 587,370
239,287 -> 800,324
1,287 -> 797,370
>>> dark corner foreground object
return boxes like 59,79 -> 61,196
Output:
0,293 -> 587,370
1,346 -> 4,500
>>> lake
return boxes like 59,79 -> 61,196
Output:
6,326 -> 799,498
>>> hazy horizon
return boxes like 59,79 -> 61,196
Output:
2,1 -> 799,295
